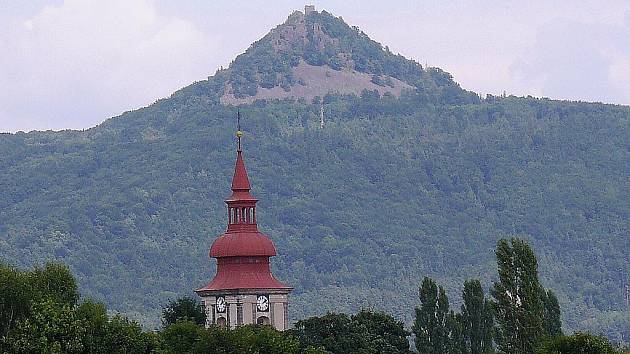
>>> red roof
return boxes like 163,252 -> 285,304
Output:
198,147 -> 291,292
227,151 -> 256,201
210,231 -> 277,258
231,150 -> 250,191
197,257 -> 291,291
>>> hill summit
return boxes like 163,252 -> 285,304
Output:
181,6 -> 477,105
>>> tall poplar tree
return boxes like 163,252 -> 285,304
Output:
413,277 -> 450,354
461,279 -> 494,354
491,238 -> 545,354
543,290 -> 562,337
447,311 -> 466,354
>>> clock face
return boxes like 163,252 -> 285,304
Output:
216,296 -> 226,313
256,295 -> 269,312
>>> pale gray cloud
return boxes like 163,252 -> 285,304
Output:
0,0 -> 218,132
1,0 -> 630,132
511,15 -> 630,103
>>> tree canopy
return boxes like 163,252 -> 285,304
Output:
161,297 -> 205,327
292,310 -> 411,354
536,332 -> 625,354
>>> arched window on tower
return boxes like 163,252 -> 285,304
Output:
257,316 -> 270,325
217,317 -> 227,328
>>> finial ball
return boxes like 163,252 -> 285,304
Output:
236,130 -> 243,138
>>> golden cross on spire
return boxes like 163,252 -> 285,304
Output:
236,109 -> 243,152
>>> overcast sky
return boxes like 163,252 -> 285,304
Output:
2,0 -> 630,132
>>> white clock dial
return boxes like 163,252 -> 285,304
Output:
256,295 -> 269,312
216,296 -> 226,313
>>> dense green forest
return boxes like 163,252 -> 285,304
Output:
1,7 -> 629,344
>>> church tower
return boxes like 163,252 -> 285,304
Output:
196,119 -> 292,330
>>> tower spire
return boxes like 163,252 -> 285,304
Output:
236,109 -> 243,152
197,110 -> 292,331
229,109 -> 254,201
230,149 -> 252,193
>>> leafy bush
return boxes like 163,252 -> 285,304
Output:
536,332 -> 623,354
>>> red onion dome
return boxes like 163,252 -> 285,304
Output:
210,231 -> 277,258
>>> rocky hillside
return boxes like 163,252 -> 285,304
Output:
179,7 -> 478,106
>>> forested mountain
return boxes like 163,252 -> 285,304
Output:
1,8 -> 628,342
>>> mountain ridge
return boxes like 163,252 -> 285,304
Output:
176,7 -> 478,106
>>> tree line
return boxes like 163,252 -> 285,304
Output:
1,238 -> 625,353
